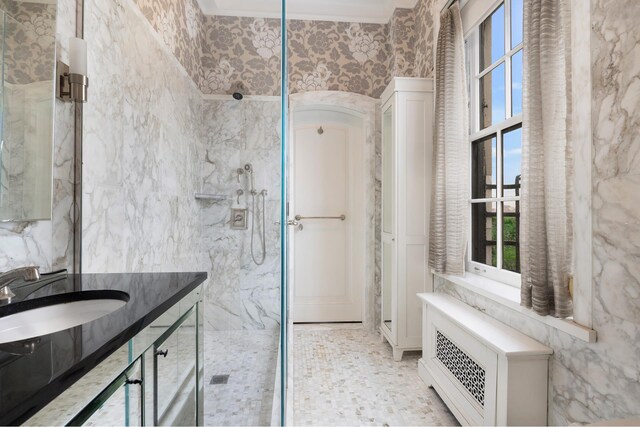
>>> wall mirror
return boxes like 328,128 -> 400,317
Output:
0,0 -> 56,222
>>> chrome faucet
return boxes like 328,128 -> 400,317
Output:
0,267 -> 40,304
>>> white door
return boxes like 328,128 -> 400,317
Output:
290,109 -> 365,323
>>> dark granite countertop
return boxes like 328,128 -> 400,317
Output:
0,272 -> 207,425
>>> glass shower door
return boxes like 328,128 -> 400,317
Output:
279,0 -> 289,423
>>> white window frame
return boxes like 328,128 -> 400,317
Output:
464,0 -> 523,287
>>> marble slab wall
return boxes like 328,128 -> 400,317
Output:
0,0 -> 75,272
435,1 -> 640,424
81,0 -> 203,274
200,97 -> 281,331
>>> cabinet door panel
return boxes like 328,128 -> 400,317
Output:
154,307 -> 197,426
382,102 -> 395,234
71,358 -> 144,426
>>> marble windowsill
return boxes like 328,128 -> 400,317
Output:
433,271 -> 597,343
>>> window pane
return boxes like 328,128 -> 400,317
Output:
502,201 -> 520,272
502,126 -> 522,197
472,202 -> 498,268
511,0 -> 523,48
480,62 -> 506,129
472,135 -> 497,199
511,49 -> 523,116
480,3 -> 505,70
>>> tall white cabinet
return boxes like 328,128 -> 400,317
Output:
380,77 -> 434,361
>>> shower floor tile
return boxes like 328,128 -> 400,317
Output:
292,324 -> 458,426
204,329 -> 279,426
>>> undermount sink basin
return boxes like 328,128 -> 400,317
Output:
0,290 -> 129,344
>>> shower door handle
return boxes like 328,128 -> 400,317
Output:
294,214 -> 346,221
287,219 -> 303,231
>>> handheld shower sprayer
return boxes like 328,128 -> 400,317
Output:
238,163 -> 266,265
244,163 -> 256,194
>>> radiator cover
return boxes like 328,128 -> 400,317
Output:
435,330 -> 486,407
418,293 -> 552,426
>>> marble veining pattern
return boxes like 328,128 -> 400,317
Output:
200,97 -> 281,331
0,0 -> 75,272
82,0 -> 203,274
292,324 -> 457,426
430,0 -> 639,425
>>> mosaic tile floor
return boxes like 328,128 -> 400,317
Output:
204,329 -> 279,426
292,323 -> 458,426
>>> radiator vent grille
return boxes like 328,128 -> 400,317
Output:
435,330 -> 486,406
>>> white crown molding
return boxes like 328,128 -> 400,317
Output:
197,0 -> 420,23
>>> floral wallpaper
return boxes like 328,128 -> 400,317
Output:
200,15 -> 281,96
132,0 -> 436,98
133,0 -> 204,87
389,8 -> 418,78
288,20 -> 390,98
414,0 -> 436,78
0,1 -> 56,85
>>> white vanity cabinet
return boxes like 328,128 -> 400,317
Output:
380,77 -> 434,361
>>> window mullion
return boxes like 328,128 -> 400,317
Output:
473,29 -> 481,134
497,130 -> 504,271
505,0 -> 513,119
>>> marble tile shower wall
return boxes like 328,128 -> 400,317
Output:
0,0 -> 75,272
200,98 -> 281,331
436,2 -> 640,424
82,0 -> 203,274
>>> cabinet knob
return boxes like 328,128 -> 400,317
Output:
155,349 -> 169,358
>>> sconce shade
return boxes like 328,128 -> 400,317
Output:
69,37 -> 87,76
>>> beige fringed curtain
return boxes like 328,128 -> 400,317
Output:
429,3 -> 469,276
520,0 -> 573,318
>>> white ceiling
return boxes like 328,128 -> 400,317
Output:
196,0 -> 419,24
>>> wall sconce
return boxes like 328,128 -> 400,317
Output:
57,37 -> 89,103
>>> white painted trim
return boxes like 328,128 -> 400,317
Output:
197,0 -> 419,24
419,292 -> 553,355
202,94 -> 280,101
433,271 -> 597,343
570,0 -> 593,329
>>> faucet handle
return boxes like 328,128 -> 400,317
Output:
0,286 -> 15,301
23,266 -> 40,281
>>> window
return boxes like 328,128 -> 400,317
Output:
466,0 -> 523,286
